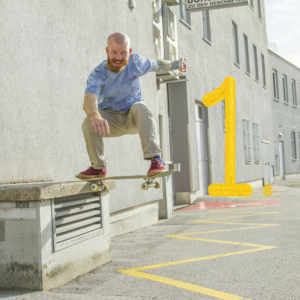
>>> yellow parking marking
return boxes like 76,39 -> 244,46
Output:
119,269 -> 251,300
118,206 -> 279,299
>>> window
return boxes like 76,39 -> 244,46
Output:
261,54 -> 266,87
253,44 -> 259,81
272,69 -> 279,100
167,8 -> 176,41
232,22 -> 240,65
292,79 -> 297,106
274,142 -> 280,175
244,34 -> 250,74
283,75 -> 289,103
249,0 -> 254,9
243,119 -> 252,163
257,0 -> 262,19
180,0 -> 191,26
152,0 -> 160,23
198,106 -> 204,120
202,10 -> 211,42
253,123 -> 261,163
291,131 -> 297,159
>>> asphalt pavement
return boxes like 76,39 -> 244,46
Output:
1,178 -> 300,300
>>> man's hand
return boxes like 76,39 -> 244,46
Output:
178,57 -> 187,72
91,114 -> 110,137
83,93 -> 110,136
152,58 -> 187,73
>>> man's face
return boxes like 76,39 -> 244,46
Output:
106,40 -> 132,73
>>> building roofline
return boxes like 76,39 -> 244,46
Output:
268,48 -> 300,71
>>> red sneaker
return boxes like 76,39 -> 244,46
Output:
77,167 -> 107,179
147,157 -> 166,177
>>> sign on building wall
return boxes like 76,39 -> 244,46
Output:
186,0 -> 249,12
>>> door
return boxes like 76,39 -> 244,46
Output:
195,104 -> 209,196
279,141 -> 285,179
262,142 -> 271,185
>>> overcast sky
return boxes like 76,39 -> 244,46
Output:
264,0 -> 300,68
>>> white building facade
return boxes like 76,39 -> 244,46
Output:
1,0 -> 300,233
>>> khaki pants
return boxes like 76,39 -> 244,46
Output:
82,102 -> 162,169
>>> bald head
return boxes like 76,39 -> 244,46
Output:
106,32 -> 132,73
107,32 -> 131,49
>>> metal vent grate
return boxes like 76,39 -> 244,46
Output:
51,193 -> 103,251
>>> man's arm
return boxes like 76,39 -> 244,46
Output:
83,93 -> 110,136
152,57 -> 187,73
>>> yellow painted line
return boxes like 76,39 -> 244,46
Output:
165,235 -> 276,249
174,225 -> 279,236
118,269 -> 251,300
119,246 -> 274,273
118,208 -> 279,299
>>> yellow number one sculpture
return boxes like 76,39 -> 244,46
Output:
203,77 -> 253,197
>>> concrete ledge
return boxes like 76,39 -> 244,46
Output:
0,180 -> 116,201
110,201 -> 159,237
285,173 -> 300,180
175,191 -> 199,205
244,179 -> 263,189
0,184 -> 113,291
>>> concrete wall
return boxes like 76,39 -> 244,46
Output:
0,0 -> 163,213
0,188 -> 112,291
167,1 -> 275,193
1,0 -> 299,218
268,50 -> 300,176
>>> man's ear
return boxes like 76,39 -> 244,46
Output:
129,48 -> 132,54
106,47 -> 109,55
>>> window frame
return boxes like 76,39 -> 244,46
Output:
253,44 -> 259,81
202,10 -> 211,42
244,34 -> 250,74
283,74 -> 289,104
291,131 -> 297,159
179,0 -> 191,27
272,69 -> 279,100
249,0 -> 254,9
253,123 -> 261,163
261,53 -> 266,87
243,119 -> 253,164
232,21 -> 240,66
292,79 -> 297,106
257,0 -> 262,19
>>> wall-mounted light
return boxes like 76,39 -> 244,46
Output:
130,0 -> 136,10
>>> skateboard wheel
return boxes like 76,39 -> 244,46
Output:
141,183 -> 149,190
101,184 -> 108,192
154,181 -> 161,189
91,183 -> 98,192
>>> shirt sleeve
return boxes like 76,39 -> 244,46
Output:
84,65 -> 104,95
131,53 -> 157,77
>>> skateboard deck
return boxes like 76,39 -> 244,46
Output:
75,170 -> 177,192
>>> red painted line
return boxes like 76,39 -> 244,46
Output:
180,200 -> 281,211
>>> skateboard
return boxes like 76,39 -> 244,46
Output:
75,170 -> 178,192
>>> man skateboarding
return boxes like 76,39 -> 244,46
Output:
78,32 -> 186,179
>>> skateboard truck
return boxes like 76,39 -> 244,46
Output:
90,180 -> 108,193
141,179 -> 161,191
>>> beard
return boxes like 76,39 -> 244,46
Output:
106,55 -> 129,73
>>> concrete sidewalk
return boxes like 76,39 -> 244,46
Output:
1,178 -> 299,299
